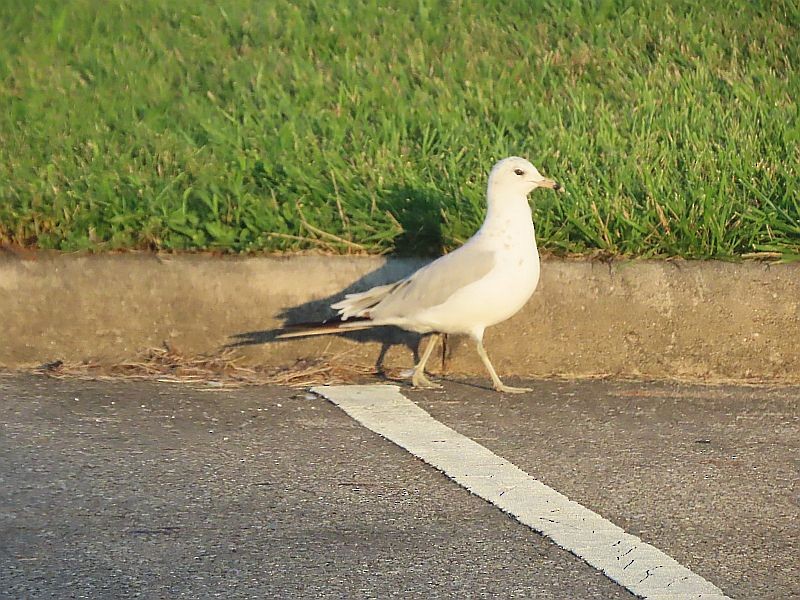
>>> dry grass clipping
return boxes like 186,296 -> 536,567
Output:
32,343 -> 380,389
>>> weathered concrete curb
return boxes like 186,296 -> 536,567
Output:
1,253 -> 798,383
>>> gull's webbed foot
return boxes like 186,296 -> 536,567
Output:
411,369 -> 442,389
493,383 -> 532,394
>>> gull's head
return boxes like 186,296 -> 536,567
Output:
488,156 -> 563,197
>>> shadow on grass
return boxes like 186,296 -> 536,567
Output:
228,186 -> 447,375
381,185 -> 446,256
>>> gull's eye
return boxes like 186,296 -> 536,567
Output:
513,168 -> 525,176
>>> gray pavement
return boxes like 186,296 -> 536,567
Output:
0,374 -> 797,599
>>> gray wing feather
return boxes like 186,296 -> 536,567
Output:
369,248 -> 496,320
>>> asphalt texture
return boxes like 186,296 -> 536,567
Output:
1,374 -> 797,599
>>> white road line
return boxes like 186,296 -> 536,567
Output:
312,384 -> 733,600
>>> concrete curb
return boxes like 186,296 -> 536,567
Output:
1,253 -> 798,383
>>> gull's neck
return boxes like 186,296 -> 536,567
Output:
480,186 -> 535,238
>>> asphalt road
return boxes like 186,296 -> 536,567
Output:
1,374 -> 797,599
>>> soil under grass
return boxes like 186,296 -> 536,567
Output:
1,0 -> 798,259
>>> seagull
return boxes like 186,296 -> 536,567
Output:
278,157 -> 562,393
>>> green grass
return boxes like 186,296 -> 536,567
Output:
0,0 -> 798,259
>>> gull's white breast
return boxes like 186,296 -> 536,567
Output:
411,213 -> 540,337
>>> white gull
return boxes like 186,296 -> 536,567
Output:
279,157 -> 562,393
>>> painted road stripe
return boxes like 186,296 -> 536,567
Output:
312,384 -> 732,600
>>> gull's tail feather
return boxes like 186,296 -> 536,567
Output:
276,316 -> 374,339
330,280 -> 408,320
278,279 -> 407,338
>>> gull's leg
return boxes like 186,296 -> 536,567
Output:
411,334 -> 442,389
474,337 -> 531,394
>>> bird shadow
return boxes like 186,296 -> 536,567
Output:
382,185 -> 446,257
228,186 -> 448,376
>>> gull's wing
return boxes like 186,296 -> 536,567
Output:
281,244 -> 496,338
368,245 -> 496,321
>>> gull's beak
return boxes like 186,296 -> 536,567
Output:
539,178 -> 564,192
